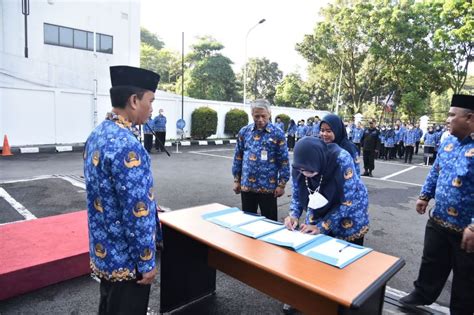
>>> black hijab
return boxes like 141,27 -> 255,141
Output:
321,114 -> 359,159
292,137 -> 345,215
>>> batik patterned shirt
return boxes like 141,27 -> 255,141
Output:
289,149 -> 369,241
403,129 -> 417,146
84,113 -> 160,281
232,123 -> 290,193
420,135 -> 474,233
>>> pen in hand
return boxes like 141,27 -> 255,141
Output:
339,244 -> 352,252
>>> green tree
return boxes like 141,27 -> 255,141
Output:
421,0 -> 474,94
297,0 -> 385,115
140,43 -> 160,72
239,57 -> 283,103
178,36 -> 240,101
140,27 -> 164,50
274,73 -> 310,108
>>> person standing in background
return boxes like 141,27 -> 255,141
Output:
296,120 -> 307,142
143,115 -> 154,153
361,120 -> 380,177
275,116 -> 285,131
403,123 -> 417,164
351,122 -> 364,155
384,125 -> 396,160
287,119 -> 297,151
232,99 -> 290,221
153,109 -> 167,152
414,123 -> 423,155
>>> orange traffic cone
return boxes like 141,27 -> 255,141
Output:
2,135 -> 13,156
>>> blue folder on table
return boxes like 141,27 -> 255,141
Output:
296,235 -> 373,268
231,219 -> 285,239
202,207 -> 264,228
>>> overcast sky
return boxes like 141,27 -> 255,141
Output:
140,0 -> 330,78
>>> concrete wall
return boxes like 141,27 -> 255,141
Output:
0,85 -> 330,146
0,0 -> 140,93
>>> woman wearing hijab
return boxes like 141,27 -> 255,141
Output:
319,114 -> 361,176
284,137 -> 369,245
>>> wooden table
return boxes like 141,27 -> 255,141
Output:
159,204 -> 404,314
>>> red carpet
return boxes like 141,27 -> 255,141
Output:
0,211 -> 90,301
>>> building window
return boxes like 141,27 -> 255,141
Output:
43,23 -> 95,52
96,33 -> 113,54
59,27 -> 73,47
44,24 -> 59,45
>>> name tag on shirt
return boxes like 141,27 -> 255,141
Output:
261,150 -> 268,161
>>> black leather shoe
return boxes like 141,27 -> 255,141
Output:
362,171 -> 369,176
368,171 -> 373,177
399,292 -> 429,306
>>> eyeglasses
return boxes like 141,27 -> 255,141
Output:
294,168 -> 319,177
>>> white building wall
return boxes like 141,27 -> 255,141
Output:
0,0 -> 140,92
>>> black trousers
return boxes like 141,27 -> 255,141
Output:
144,134 -> 153,153
404,145 -> 414,163
363,150 -> 375,171
423,146 -> 435,165
99,278 -> 151,315
155,131 -> 166,151
413,219 -> 474,314
287,135 -> 295,150
415,141 -> 420,154
397,141 -> 405,158
241,191 -> 278,221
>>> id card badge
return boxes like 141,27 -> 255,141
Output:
308,192 -> 328,209
261,150 -> 268,161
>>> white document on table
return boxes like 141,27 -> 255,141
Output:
259,228 -> 321,250
231,219 -> 285,238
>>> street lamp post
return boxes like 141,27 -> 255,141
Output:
244,18 -> 265,105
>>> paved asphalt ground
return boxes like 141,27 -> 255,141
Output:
0,145 -> 450,314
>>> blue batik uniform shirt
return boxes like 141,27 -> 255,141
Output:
403,128 -> 417,146
420,134 -> 474,233
143,117 -> 153,134
287,123 -> 297,136
352,127 -> 364,144
275,121 -> 285,132
290,149 -> 369,241
153,114 -> 167,132
232,123 -> 290,193
84,113 -> 160,281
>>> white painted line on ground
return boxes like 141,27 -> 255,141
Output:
198,141 -> 208,145
363,176 -> 423,187
0,187 -> 36,220
55,175 -> 86,189
190,148 -> 234,153
20,147 -> 39,153
56,146 -> 73,152
375,159 -> 431,169
0,175 -> 55,184
189,151 -> 233,159
382,166 -> 417,180
386,286 -> 449,314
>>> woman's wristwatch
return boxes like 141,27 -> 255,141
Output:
418,194 -> 430,201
